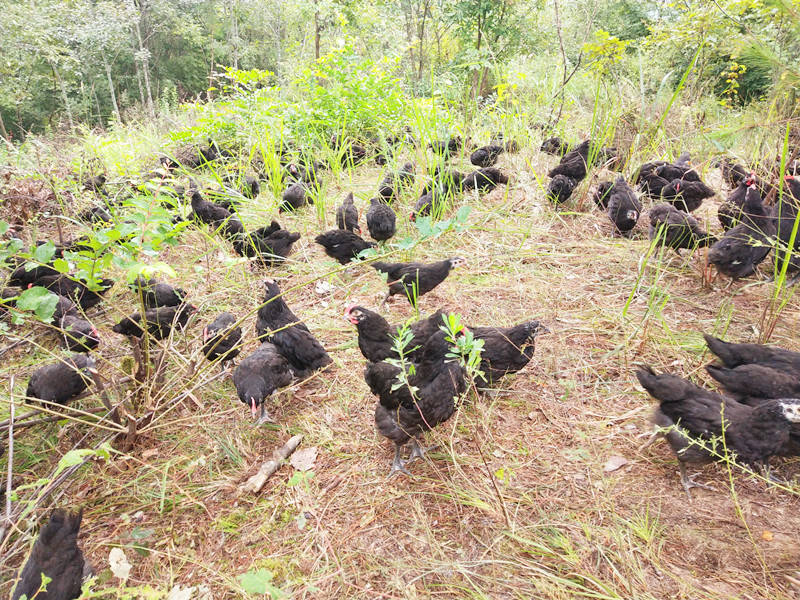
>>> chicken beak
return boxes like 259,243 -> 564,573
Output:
250,398 -> 258,420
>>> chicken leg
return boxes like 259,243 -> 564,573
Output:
679,463 -> 715,499
389,443 -> 412,477
407,438 -> 437,462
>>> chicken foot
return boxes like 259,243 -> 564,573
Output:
679,463 -> 715,499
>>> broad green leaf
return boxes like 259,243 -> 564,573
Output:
238,568 -> 287,597
16,286 -> 59,322
32,241 -> 56,264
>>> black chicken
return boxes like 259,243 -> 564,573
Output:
111,303 -> 196,340
372,257 -> 466,305
336,192 -> 360,233
233,222 -> 301,266
9,261 -> 61,287
660,179 -> 715,212
279,182 -> 310,212
202,312 -> 242,367
717,158 -> 749,188
771,175 -> 800,275
654,163 -> 700,183
411,191 -> 446,221
233,341 -> 293,424
606,176 -> 641,235
648,204 -> 716,254
83,173 -> 106,193
704,334 -> 800,401
470,144 -> 504,168
429,136 -> 462,157
593,180 -> 614,209
378,162 -> 415,200
52,295 -> 78,322
33,275 -> 114,311
540,136 -> 571,156
548,140 -> 594,181
59,314 -> 100,353
462,167 -> 508,194
26,355 -> 95,406
224,173 -> 260,199
367,329 -> 467,474
546,175 -> 576,205
12,509 -> 85,600
718,177 -> 755,231
636,366 -> 800,496
366,198 -> 396,242
471,320 -> 547,385
344,305 -> 446,363
708,185 -> 775,280
129,276 -> 187,309
315,230 -> 375,265
190,189 -> 235,228
255,279 -> 332,377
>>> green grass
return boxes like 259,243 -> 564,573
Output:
1,68 -> 800,599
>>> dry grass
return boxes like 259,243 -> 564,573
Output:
2,138 -> 800,599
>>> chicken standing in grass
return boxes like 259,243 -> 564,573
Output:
12,509 -> 86,600
372,257 -> 466,306
703,334 -> 800,401
366,329 -> 467,475
606,176 -> 641,235
540,136 -> 571,156
33,275 -> 114,311
593,180 -> 614,209
255,279 -> 332,377
378,162 -> 414,200
111,303 -> 196,340
648,204 -> 717,254
636,366 -> 800,496
344,305 -> 446,363
336,192 -> 360,233
233,341 -> 294,424
129,276 -> 187,309
548,140 -> 593,181
470,144 -> 504,168
59,314 -> 100,353
546,175 -> 576,205
26,355 -> 96,406
279,182 -> 310,212
708,184 -> 775,280
315,230 -> 375,264
233,221 -> 301,266
462,167 -> 508,194
202,312 -> 242,368
471,320 -> 548,385
366,198 -> 396,242
190,188 -> 243,238
660,179 -> 715,212
718,176 -> 755,231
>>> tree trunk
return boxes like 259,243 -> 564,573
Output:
314,10 -> 321,60
134,14 -> 155,118
0,110 -> 9,141
102,53 -> 121,122
417,0 -> 431,81
51,64 -> 75,133
471,12 -> 483,101
231,0 -> 240,71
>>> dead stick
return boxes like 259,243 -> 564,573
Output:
2,377 -> 15,541
0,406 -> 109,432
91,371 -> 119,425
239,434 -> 303,495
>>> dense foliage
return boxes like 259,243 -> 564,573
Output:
0,0 -> 798,138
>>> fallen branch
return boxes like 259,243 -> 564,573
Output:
239,434 -> 303,495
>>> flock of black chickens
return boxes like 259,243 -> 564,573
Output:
4,127 -> 800,597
